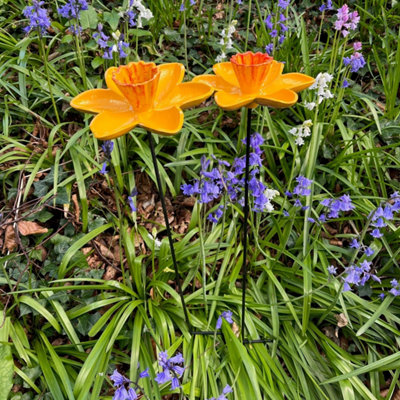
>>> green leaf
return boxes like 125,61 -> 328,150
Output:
80,6 -> 98,29
91,56 -> 104,70
58,222 -> 113,278
130,29 -> 153,38
322,351 -> 400,385
104,11 -> 120,31
0,318 -> 13,400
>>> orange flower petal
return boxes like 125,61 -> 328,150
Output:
105,67 -> 124,97
260,61 -> 284,90
156,82 -> 214,109
138,107 -> 184,136
70,89 -> 131,113
192,75 -> 240,94
280,73 -> 315,92
213,62 -> 240,88
156,63 -> 185,103
90,110 -> 138,140
215,91 -> 255,111
256,89 -> 298,108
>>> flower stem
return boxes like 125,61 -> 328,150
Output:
241,107 -> 252,343
73,24 -> 88,90
146,130 -> 191,329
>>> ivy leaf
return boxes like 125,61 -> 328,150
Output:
80,6 -> 98,29
104,10 -> 120,31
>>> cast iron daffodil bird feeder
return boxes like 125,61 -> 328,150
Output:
194,52 -> 315,343
71,61 -> 213,332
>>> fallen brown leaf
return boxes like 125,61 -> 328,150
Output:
380,389 -> 400,399
94,240 -> 114,260
72,194 -> 80,223
103,266 -> 117,280
18,221 -> 48,236
335,313 -> 349,328
3,221 -> 17,253
232,322 -> 240,337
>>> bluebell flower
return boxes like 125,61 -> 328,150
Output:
278,35 -> 285,45
171,377 -> 180,390
139,368 -> 149,379
264,15 -> 273,30
179,2 -> 185,11
128,388 -> 138,399
155,351 -> 185,390
23,0 -> 51,35
125,10 -> 136,27
370,229 -> 383,238
390,279 -> 400,296
349,238 -> 360,249
114,386 -> 129,400
379,293 -> 385,300
208,205 -> 224,224
343,52 -> 366,73
342,79 -> 350,88
382,205 -> 394,220
318,213 -> 326,222
93,27 -> 110,49
100,162 -> 108,175
360,260 -> 371,272
216,310 -> 233,329
283,210 -> 289,217
118,36 -> 129,58
341,260 -> 381,292
327,265 -> 337,275
128,188 -> 138,213
69,24 -> 83,35
103,47 -> 113,60
293,176 -> 312,196
278,0 -> 290,9
181,181 -> 200,196
320,195 -> 355,219
181,133 -> 278,213
372,217 -> 387,228
102,140 -> 114,159
208,384 -> 233,400
110,370 -> 130,387
364,247 -> 374,257
269,29 -> 278,38
58,0 -> 88,19
308,217 -> 315,223
294,199 -> 302,207
265,43 -> 274,54
319,0 -> 333,12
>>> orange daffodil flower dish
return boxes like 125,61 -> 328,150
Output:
70,62 -> 214,140
193,52 -> 315,111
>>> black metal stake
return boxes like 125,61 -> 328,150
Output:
147,131 -> 191,329
241,107 -> 252,343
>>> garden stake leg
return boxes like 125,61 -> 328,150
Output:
241,107 -> 252,343
147,130 -> 191,329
